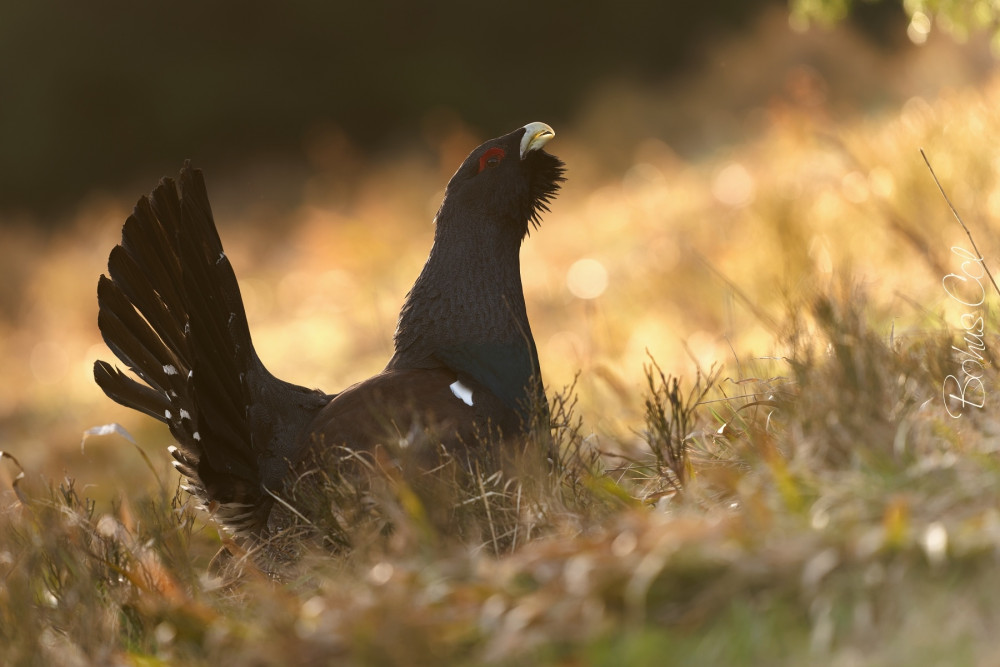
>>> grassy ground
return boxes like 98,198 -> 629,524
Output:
4,18 -> 1000,666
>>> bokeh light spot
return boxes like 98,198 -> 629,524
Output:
907,11 -> 931,45
868,167 -> 895,198
567,258 -> 608,300
901,96 -> 935,130
711,163 -> 755,208
369,562 -> 394,585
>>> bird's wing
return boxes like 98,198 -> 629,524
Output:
434,340 -> 545,429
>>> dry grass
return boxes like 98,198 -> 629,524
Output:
4,17 -> 1000,666
6,282 -> 1000,665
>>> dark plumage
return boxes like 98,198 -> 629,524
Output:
94,122 -> 565,541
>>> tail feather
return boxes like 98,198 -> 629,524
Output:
107,240 -> 188,358
94,360 -> 170,421
95,162 -> 330,537
97,275 -> 183,395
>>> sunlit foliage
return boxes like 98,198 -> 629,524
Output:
791,0 -> 1000,50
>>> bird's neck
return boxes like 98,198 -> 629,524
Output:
389,214 -> 531,367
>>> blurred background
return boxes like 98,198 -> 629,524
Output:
2,1 -> 999,488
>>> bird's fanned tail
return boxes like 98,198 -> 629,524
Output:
94,163 -> 329,536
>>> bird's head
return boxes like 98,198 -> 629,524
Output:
436,122 -> 566,240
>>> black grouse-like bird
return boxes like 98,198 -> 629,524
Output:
94,122 -> 564,540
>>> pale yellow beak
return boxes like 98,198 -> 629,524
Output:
519,122 -> 555,159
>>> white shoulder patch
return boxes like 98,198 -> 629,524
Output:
449,380 -> 474,407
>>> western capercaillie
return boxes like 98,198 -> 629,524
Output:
94,122 -> 564,545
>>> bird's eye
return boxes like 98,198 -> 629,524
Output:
478,147 -> 505,173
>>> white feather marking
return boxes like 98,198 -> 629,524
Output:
179,409 -> 191,420
167,445 -> 178,454
163,364 -> 178,375
449,380 -> 474,406
193,432 -> 201,441
217,251 -> 226,264
164,409 -> 172,419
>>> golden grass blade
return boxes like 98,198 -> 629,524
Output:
920,148 -> 1000,299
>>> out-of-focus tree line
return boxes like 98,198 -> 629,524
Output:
0,0 -> 957,219
793,0 -> 1000,45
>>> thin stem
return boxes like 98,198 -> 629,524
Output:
920,149 -> 1000,299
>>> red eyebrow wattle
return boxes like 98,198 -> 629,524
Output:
478,147 -> 506,173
